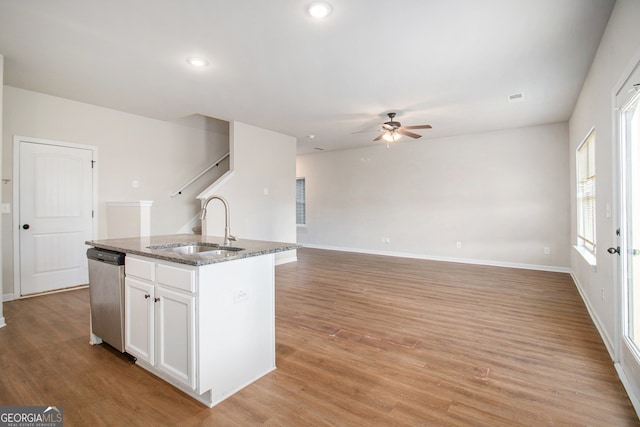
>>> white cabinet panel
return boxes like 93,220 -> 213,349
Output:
156,262 -> 196,292
124,277 -> 154,364
156,286 -> 196,389
126,256 -> 155,281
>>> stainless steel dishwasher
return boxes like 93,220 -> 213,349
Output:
87,248 -> 126,352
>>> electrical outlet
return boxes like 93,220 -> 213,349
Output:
544,247 -> 551,255
0,203 -> 10,214
456,241 -> 462,249
385,237 -> 391,244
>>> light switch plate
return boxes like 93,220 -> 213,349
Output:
1,203 -> 10,214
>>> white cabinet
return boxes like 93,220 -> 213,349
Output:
124,252 -> 276,408
124,256 -> 196,391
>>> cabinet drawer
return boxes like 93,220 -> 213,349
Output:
126,256 -> 155,281
156,262 -> 196,293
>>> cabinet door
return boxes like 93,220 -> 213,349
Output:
155,286 -> 196,390
125,277 -> 154,365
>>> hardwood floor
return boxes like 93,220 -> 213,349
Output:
1,248 -> 638,426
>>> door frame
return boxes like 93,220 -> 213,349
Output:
612,48 -> 640,415
12,135 -> 98,298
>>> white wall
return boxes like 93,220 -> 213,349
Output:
570,0 -> 640,349
0,55 -> 5,324
2,86 -> 229,297
568,0 -> 640,404
201,121 -> 297,263
297,123 -> 570,270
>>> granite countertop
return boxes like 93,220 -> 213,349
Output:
85,234 -> 300,266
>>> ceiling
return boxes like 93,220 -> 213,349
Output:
0,0 -> 615,154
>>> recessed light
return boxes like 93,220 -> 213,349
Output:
307,2 -> 332,19
187,57 -> 209,67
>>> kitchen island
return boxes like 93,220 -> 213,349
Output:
86,234 -> 299,407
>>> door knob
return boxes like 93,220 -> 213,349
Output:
22,224 -> 30,230
608,247 -> 620,255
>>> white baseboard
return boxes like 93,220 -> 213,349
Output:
300,244 -> 571,273
2,293 -> 15,302
0,316 -> 5,328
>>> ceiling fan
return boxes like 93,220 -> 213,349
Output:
372,112 -> 432,147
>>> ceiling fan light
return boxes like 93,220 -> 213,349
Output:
382,131 -> 401,143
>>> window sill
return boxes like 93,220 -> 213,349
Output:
574,245 -> 597,270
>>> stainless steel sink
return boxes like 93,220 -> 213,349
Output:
148,243 -> 244,256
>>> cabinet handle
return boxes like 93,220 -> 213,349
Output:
144,294 -> 150,299
154,297 -> 160,303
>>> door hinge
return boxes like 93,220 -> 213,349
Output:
92,210 -> 94,218
91,160 -> 96,169
616,228 -> 621,236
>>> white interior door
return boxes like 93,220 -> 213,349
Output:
18,139 -> 94,296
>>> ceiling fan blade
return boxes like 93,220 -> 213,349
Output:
373,134 -> 384,141
398,129 -> 422,139
403,124 -> 432,130
351,129 -> 380,134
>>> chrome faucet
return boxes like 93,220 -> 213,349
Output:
200,195 -> 236,245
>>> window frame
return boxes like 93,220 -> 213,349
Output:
296,177 -> 306,227
575,127 -> 597,266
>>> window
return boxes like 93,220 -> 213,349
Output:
296,178 -> 306,226
576,129 -> 596,259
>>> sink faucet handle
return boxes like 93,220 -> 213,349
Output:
228,234 -> 237,242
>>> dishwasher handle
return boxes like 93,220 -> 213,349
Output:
87,248 -> 125,266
